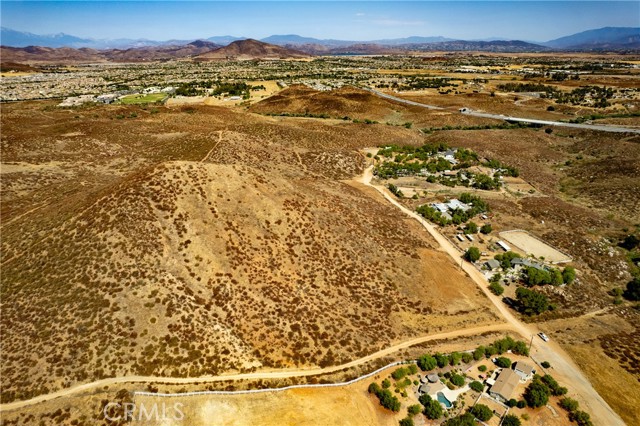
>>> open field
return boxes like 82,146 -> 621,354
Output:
499,230 -> 572,264
119,92 -> 167,104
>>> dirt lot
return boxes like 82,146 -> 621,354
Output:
499,230 -> 572,263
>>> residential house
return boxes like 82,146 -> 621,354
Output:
514,361 -> 535,381
489,369 -> 520,403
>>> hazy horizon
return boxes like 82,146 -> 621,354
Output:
1,1 -> 639,43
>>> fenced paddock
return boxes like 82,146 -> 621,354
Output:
499,230 -> 572,264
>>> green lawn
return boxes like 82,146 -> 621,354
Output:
119,93 -> 167,104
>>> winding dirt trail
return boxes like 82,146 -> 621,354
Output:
0,324 -> 514,412
359,165 -> 625,426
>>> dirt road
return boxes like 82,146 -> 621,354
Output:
0,323 -> 514,412
359,165 -> 625,426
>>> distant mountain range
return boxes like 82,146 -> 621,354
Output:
1,26 -> 638,60
0,39 -> 308,63
544,27 -> 640,50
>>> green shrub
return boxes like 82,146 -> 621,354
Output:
469,381 -> 484,392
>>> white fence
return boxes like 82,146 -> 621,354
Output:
134,361 -> 407,398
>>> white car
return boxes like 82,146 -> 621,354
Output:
538,332 -> 550,342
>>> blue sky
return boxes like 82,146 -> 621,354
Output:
1,1 -> 638,42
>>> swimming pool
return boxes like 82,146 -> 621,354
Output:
437,392 -> 453,408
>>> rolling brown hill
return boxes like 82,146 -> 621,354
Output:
0,45 -> 104,63
196,39 -> 309,60
0,101 -> 497,404
0,40 -> 221,63
249,85 -> 500,128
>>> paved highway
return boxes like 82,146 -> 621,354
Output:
365,88 -> 640,134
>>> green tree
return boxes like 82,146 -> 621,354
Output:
399,417 -> 414,426
524,375 -> 550,408
569,410 -> 593,426
407,404 -> 422,416
620,234 -> 640,250
541,374 -> 567,396
502,414 -> 522,426
559,397 -> 579,412
417,354 -> 437,371
461,352 -> 473,363
392,367 -> 408,380
489,282 -> 504,295
407,364 -> 418,375
525,267 -> 552,285
495,357 -> 512,368
473,346 -> 485,361
471,404 -> 493,421
541,361 -> 551,368
450,373 -> 465,387
624,277 -> 640,301
382,379 -> 391,389
469,381 -> 484,392
420,395 -> 443,420
449,352 -> 462,366
442,413 -> 476,426
465,247 -> 481,262
550,268 -> 564,286
562,266 -> 576,284
464,221 -> 478,234
480,223 -> 492,234
478,365 -> 487,372
435,353 -> 449,368
516,287 -> 550,315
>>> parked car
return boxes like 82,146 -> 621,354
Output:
538,332 -> 550,342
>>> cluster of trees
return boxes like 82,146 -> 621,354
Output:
419,192 -> 489,229
419,394 -> 443,420
387,183 -> 404,198
523,374 -> 567,408
416,205 -> 450,227
494,251 -> 521,269
375,156 -> 452,179
471,173 -> 501,190
443,412 -> 520,426
391,365 -> 418,380
376,142 -> 450,159
560,397 -> 593,426
367,382 -> 401,412
554,85 -> 615,108
422,121 -> 538,133
417,336 -> 529,372
175,80 -> 255,98
524,266 -> 575,286
483,159 -> 519,177
497,82 -> 559,95
516,287 -> 551,315
399,77 -> 456,91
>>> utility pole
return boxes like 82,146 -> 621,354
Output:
529,334 -> 534,353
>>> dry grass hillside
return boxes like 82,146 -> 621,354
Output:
0,101 -> 499,403
249,85 -> 499,128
